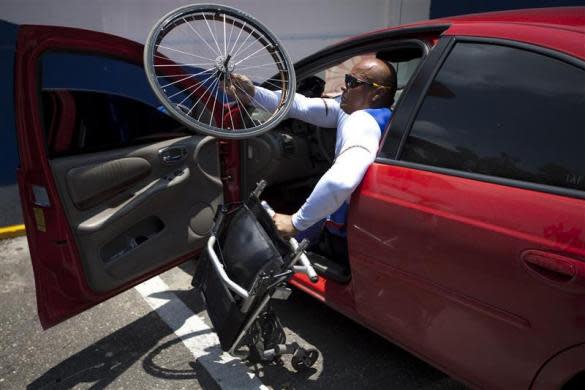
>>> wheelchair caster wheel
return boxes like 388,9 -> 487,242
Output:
291,347 -> 318,371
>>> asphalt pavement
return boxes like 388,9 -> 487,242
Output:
0,236 -> 467,389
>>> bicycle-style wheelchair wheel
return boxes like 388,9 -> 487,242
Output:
144,4 -> 296,139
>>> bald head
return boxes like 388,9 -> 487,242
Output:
340,58 -> 397,114
354,58 -> 396,89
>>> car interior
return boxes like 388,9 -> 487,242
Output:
40,87 -> 223,293
239,43 -> 425,282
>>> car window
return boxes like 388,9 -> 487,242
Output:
400,42 -> 585,192
321,54 -> 376,97
40,52 -> 190,158
315,53 -> 419,98
42,91 -> 190,158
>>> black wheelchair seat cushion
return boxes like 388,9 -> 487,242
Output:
219,204 -> 284,291
193,200 -> 288,351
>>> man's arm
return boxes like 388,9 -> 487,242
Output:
290,111 -> 382,231
253,87 -> 340,128
226,74 -> 340,128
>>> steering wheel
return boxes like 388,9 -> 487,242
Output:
144,4 -> 296,139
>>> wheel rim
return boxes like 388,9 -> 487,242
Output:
144,4 -> 296,139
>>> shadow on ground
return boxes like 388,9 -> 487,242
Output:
27,283 -> 210,389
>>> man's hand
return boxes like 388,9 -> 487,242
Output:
272,213 -> 297,238
225,73 -> 255,106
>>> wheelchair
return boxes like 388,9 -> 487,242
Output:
193,180 -> 320,371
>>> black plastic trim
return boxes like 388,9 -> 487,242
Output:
379,37 -> 454,159
375,158 -> 585,200
454,36 -> 585,70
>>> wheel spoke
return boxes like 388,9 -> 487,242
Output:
227,73 -> 249,129
186,76 -> 218,116
226,17 -> 236,55
223,78 -> 236,130
156,44 -> 215,62
220,78 -> 226,129
191,76 -> 218,117
231,89 -> 255,128
183,17 -> 220,57
160,68 -> 214,89
223,14 -> 227,57
154,62 -> 214,68
261,79 -> 285,90
231,28 -> 254,59
232,35 -> 264,64
228,21 -> 246,55
236,62 -> 284,72
209,76 -> 222,126
202,12 -> 223,56
174,71 -> 218,102
198,77 -> 221,121
234,43 -> 275,68
157,73 -> 199,78
232,81 -> 273,114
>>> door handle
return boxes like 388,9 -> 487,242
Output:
521,250 -> 585,292
159,146 -> 187,165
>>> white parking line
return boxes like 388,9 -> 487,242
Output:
135,276 -> 267,390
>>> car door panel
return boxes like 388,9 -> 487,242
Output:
50,136 -> 221,293
14,25 -> 222,328
350,164 -> 585,389
65,156 -> 152,210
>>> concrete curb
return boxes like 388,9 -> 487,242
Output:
0,224 -> 26,240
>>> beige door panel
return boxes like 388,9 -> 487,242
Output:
50,135 -> 222,293
66,157 -> 152,210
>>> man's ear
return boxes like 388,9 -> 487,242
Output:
371,89 -> 383,104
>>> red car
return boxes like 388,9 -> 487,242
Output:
10,6 -> 584,389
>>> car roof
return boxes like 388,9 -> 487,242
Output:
431,6 -> 585,32
354,7 -> 585,41
347,7 -> 584,60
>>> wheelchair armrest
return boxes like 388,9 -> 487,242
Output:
207,235 -> 250,299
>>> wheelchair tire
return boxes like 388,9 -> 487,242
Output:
291,347 -> 319,371
144,4 -> 296,138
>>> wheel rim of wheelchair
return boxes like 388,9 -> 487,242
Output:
144,4 -> 296,139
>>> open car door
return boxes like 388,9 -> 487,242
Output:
14,25 -> 223,329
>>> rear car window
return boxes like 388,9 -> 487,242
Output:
400,42 -> 585,192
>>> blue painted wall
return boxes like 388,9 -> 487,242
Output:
0,20 -> 19,186
430,0 -> 585,18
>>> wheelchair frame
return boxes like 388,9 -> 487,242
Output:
203,180 -> 320,369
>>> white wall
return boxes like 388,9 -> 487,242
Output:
0,0 -> 430,61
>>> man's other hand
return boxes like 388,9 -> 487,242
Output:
273,213 -> 297,238
226,73 -> 254,106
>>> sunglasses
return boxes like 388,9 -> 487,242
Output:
345,74 -> 386,89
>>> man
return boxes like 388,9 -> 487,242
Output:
228,58 -> 397,265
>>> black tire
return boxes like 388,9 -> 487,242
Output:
144,4 -> 296,139
291,347 -> 319,371
246,308 -> 286,362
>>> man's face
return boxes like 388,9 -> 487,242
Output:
339,63 -> 376,114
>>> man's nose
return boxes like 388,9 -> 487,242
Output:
341,86 -> 347,92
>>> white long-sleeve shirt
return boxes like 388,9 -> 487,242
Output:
252,87 -> 384,231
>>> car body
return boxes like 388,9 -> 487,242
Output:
6,6 -> 584,389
